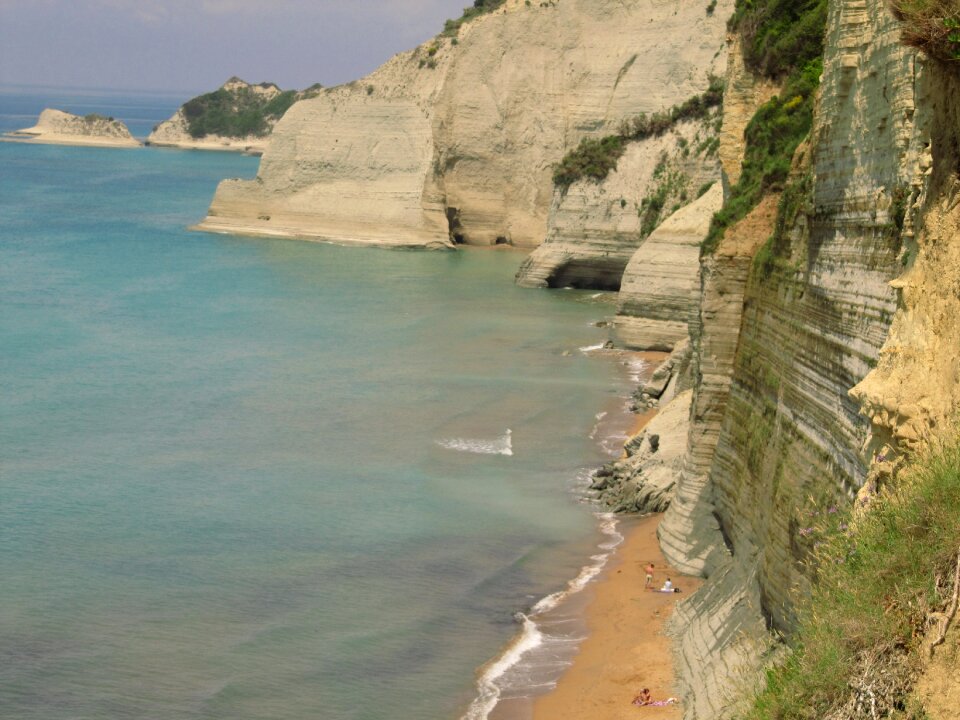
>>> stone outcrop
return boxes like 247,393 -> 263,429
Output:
196,0 -> 732,249
7,109 -> 140,148
147,78 -> 319,155
613,183 -> 723,351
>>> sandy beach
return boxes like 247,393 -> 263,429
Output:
2,132 -> 141,148
531,514 -> 698,720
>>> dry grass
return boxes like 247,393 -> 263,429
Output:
889,0 -> 960,62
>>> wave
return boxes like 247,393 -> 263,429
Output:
460,514 -> 623,720
578,342 -> 606,353
436,429 -> 513,456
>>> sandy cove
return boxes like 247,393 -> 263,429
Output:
532,513 -> 699,720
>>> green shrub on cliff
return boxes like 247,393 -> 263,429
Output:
701,0 -> 828,255
552,77 -> 724,190
182,85 -> 298,139
442,0 -> 507,36
745,440 -> 960,719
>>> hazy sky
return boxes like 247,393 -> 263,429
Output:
0,0 -> 468,94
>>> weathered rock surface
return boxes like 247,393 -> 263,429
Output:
197,0 -> 732,250
851,62 -> 960,467
516,119 -> 723,289
7,108 -> 140,148
659,1 -> 930,717
593,390 -> 692,514
614,183 -> 723,350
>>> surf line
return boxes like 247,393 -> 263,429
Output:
460,513 -> 624,720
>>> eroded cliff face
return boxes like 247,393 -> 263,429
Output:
613,182 -> 723,352
196,0 -> 731,249
656,1 -> 933,717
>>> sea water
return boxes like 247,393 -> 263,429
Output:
0,88 -> 644,720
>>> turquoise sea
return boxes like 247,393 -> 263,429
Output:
0,88 -> 644,720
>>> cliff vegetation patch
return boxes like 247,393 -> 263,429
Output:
441,0 -> 507,36
890,0 -> 960,62
552,77 -> 724,190
183,84 -> 301,139
701,0 -> 828,255
744,440 -> 960,719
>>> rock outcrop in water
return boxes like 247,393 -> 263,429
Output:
147,78 -> 321,155
195,0 -> 732,248
7,109 -> 140,148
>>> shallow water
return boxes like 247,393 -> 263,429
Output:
0,88 -> 642,720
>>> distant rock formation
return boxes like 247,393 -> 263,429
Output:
147,77 -> 322,155
7,109 -> 140,148
194,0 -> 732,250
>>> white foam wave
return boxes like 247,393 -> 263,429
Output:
461,615 -> 543,720
436,429 -> 513,456
627,357 -> 650,383
578,342 -> 606,353
587,411 -> 608,440
460,514 -> 623,720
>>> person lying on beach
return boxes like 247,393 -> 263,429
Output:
632,690 -> 677,707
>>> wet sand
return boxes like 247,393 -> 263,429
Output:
531,514 -> 699,720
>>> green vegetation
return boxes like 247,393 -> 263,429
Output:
552,77 -> 724,190
729,0 -> 830,78
442,0 -> 507,37
638,156 -> 690,237
83,113 -> 114,123
182,84 -> 299,139
744,439 -> 960,719
701,0 -> 828,255
890,1 -> 960,61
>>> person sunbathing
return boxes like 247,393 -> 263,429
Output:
632,689 -> 678,707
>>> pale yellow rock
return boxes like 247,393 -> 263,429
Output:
6,109 -> 140,148
196,0 -> 733,250
614,182 -> 724,351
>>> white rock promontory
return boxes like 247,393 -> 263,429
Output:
7,109 -> 140,148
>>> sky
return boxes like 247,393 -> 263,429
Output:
0,0 -> 468,94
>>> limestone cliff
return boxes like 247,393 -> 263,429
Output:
648,1 -> 935,717
196,0 -> 732,249
613,183 -> 723,351
7,109 -> 140,148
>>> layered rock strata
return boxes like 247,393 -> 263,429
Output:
515,118 -> 723,289
613,183 -> 723,351
7,109 -> 140,148
196,0 -> 732,249
658,2 -> 931,718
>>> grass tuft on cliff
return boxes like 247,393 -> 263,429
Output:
182,85 -> 300,139
442,0 -> 506,37
552,77 -> 724,190
701,0 -> 828,255
744,439 -> 960,719
889,0 -> 960,62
